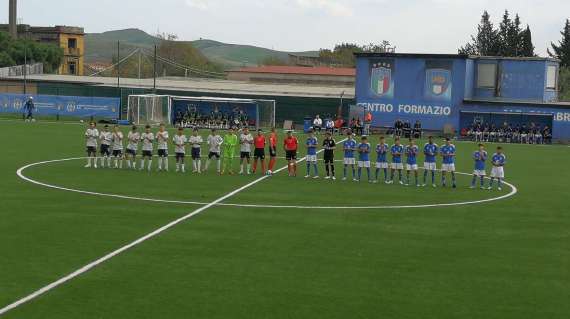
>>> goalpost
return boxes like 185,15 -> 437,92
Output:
127,95 -> 171,126
127,94 -> 276,129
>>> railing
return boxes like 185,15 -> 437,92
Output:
65,47 -> 81,56
0,63 -> 44,77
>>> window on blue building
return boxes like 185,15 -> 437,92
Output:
546,65 -> 558,90
477,63 -> 497,89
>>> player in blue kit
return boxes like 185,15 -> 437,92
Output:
471,144 -> 488,189
342,132 -> 358,181
357,136 -> 372,182
405,139 -> 420,186
440,138 -> 457,188
388,137 -> 404,184
422,136 -> 438,187
304,130 -> 319,178
374,136 -> 390,183
489,146 -> 506,191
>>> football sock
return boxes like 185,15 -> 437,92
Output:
107,157 -> 111,167
269,158 -> 276,171
358,167 -> 362,180
158,158 -> 162,170
480,176 -> 485,187
313,163 -> 318,175
147,160 -> 152,171
498,178 -> 502,188
140,159 -> 145,169
343,165 -> 347,178
331,164 -> 335,176
366,167 -> 371,181
326,163 -> 330,176
306,162 -> 311,175
451,172 -> 456,185
375,168 -> 380,180
352,166 -> 356,179
383,168 -> 387,181
261,161 -> 266,173
431,171 -> 435,184
164,158 -> 168,171
423,170 -> 428,184
216,160 -> 221,172
471,176 -> 477,187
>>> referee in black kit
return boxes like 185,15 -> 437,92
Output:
323,131 -> 336,180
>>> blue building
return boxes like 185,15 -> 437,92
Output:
355,53 -> 570,140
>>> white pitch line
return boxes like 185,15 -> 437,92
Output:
0,143 -> 340,316
16,152 -> 517,210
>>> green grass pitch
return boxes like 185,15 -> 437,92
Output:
0,119 -> 569,318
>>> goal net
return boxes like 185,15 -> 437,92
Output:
127,95 -> 171,126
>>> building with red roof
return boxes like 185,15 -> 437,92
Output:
226,66 -> 355,86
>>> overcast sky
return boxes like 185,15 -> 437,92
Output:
7,0 -> 570,55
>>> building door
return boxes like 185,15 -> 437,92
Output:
68,61 -> 77,75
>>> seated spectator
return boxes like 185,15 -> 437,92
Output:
413,120 -> 422,138
313,115 -> 323,132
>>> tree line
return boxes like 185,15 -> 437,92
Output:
0,31 -> 63,73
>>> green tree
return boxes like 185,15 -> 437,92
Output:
520,25 -> 535,57
318,41 -> 394,67
559,67 -> 570,101
459,11 -> 500,56
460,10 -> 534,57
548,19 -> 570,67
0,31 -> 63,73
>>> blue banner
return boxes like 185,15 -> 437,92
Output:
0,93 -> 120,118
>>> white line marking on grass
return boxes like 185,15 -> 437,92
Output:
16,155 -> 517,210
2,144 -> 338,316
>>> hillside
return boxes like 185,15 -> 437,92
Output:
84,29 -> 318,68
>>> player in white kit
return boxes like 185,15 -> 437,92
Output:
126,126 -> 140,169
205,128 -> 224,173
111,125 -> 124,169
140,125 -> 155,172
156,124 -> 169,172
188,128 -> 204,173
239,127 -> 254,175
98,124 -> 112,168
173,127 -> 188,173
85,122 -> 99,168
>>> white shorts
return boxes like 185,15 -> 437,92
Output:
441,164 -> 456,172
306,155 -> 317,163
344,158 -> 356,165
424,162 -> 437,171
491,167 -> 505,178
358,161 -> 371,168
376,162 -> 389,169
473,170 -> 486,176
391,163 -> 404,170
406,164 -> 418,171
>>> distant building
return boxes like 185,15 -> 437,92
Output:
0,24 -> 85,76
355,52 -> 570,139
227,66 -> 355,86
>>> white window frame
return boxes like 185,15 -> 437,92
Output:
477,63 -> 497,89
546,65 -> 558,90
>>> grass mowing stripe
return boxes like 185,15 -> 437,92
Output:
0,140 -> 344,316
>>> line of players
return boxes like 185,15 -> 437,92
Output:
84,122 -> 279,175
84,122 -> 507,190
294,130 -> 507,190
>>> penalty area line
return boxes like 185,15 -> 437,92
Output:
0,143 -> 339,316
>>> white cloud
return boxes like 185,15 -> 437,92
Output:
295,0 -> 354,17
185,0 -> 209,10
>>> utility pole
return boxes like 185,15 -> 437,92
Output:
138,49 -> 142,79
23,46 -> 27,95
153,44 -> 157,93
117,41 -> 121,115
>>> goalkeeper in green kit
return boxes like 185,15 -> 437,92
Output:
222,127 -> 238,175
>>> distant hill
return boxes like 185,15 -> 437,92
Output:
84,29 -> 319,69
